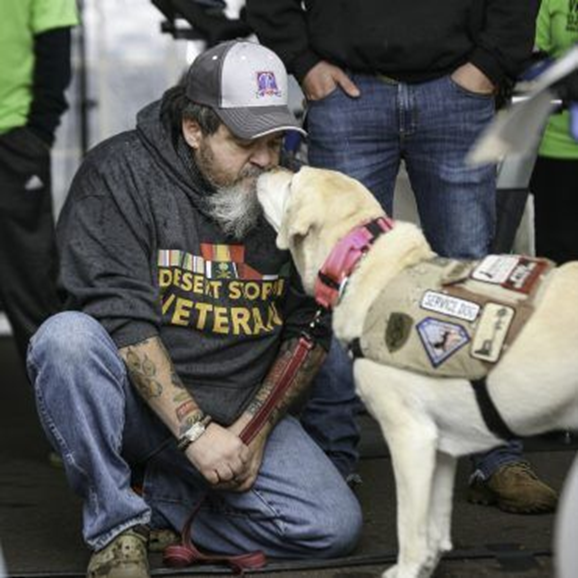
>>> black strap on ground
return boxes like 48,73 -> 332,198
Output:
471,377 -> 517,440
486,543 -> 542,572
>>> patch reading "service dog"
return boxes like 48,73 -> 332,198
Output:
420,291 -> 480,322
471,303 -> 515,363
416,317 -> 470,368
471,255 -> 519,284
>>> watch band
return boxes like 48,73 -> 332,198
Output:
177,414 -> 212,452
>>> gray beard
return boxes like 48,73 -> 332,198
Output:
206,174 -> 263,240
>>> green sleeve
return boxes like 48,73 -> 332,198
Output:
31,0 -> 78,35
535,0 -> 552,53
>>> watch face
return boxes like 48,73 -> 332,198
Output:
187,422 -> 205,442
178,415 -> 211,451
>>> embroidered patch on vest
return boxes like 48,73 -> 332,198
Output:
502,258 -> 548,293
416,317 -> 470,367
471,303 -> 515,362
420,290 -> 480,322
385,312 -> 413,352
471,255 -> 519,284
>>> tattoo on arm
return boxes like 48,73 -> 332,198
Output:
246,339 -> 326,430
120,337 -> 202,433
123,346 -> 163,400
171,369 -> 185,389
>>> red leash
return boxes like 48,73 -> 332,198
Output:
163,332 -> 317,574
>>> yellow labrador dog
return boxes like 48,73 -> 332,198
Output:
256,166 -> 578,578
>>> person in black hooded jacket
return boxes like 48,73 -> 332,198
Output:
246,0 -> 559,516
27,41 -> 362,578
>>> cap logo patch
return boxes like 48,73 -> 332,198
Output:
256,71 -> 282,98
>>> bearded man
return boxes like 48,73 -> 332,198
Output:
27,41 -> 362,578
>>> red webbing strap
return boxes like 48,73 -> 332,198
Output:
239,335 -> 315,444
163,498 -> 266,573
163,333 -> 316,574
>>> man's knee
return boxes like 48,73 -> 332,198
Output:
319,496 -> 363,557
31,311 -> 106,357
292,492 -> 363,558
28,311 -> 121,385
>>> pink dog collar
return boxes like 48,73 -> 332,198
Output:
315,216 -> 395,310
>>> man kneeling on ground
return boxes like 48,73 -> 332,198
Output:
27,41 -> 362,578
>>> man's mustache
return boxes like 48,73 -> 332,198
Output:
239,166 -> 266,180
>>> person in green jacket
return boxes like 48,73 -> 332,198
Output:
0,0 -> 78,362
531,0 -> 578,264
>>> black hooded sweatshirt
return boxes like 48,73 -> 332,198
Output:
246,0 -> 540,86
56,94 -> 328,425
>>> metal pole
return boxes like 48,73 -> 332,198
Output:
76,0 -> 90,156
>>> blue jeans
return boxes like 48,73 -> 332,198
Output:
27,312 -> 362,554
301,72 -> 521,478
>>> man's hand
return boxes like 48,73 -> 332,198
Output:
451,62 -> 496,95
217,431 -> 268,493
302,60 -> 361,101
203,415 -> 269,493
185,423 -> 249,487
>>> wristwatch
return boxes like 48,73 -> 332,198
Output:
176,414 -> 212,452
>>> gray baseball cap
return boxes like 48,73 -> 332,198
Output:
185,40 -> 306,140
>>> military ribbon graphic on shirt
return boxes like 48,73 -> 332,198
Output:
157,245 -> 290,336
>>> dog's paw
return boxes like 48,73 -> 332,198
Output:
438,538 -> 452,553
429,535 -> 452,555
382,563 -> 436,578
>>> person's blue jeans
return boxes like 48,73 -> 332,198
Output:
27,312 -> 362,554
300,72 -> 522,479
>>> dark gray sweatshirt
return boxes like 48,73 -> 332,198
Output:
56,94 -> 328,424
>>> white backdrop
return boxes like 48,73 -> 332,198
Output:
52,0 -> 191,217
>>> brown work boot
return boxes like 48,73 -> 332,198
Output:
468,461 -> 558,514
148,528 -> 179,553
87,525 -> 149,578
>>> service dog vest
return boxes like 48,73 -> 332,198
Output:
356,255 -> 554,379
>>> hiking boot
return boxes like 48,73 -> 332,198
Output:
468,461 -> 558,514
87,525 -> 149,578
148,528 -> 180,553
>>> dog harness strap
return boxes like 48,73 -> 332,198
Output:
471,377 -> 517,440
315,216 -> 395,310
348,338 -> 364,359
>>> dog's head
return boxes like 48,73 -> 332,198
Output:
257,166 -> 384,294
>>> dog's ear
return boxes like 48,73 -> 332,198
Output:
257,177 -> 292,233
276,203 -> 313,250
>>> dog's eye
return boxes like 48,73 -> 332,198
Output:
291,233 -> 306,247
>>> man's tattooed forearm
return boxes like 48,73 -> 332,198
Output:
245,340 -> 295,415
246,340 -> 326,427
173,390 -> 190,403
171,369 -> 185,389
176,399 -> 198,422
267,345 -> 325,426
124,348 -> 163,400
